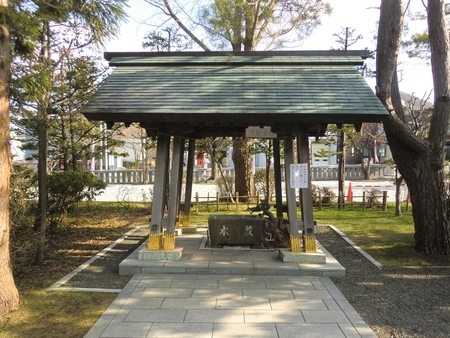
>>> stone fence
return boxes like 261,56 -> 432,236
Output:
92,164 -> 389,184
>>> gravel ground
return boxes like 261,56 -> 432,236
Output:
62,225 -> 450,338
316,226 -> 450,338
63,227 -> 148,289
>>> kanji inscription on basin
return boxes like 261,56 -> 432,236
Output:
208,215 -> 266,248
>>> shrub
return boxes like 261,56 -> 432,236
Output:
311,184 -> 336,205
47,170 -> 107,232
366,188 -> 382,205
320,186 -> 336,204
10,164 -> 38,228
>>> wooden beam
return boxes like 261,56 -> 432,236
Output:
273,139 -> 283,219
297,134 -> 314,234
183,139 -> 196,221
297,134 -> 316,252
176,138 -> 186,223
283,137 -> 299,235
150,134 -> 170,235
167,136 -> 183,235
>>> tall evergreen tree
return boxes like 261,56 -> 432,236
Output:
7,0 -> 128,264
376,0 -> 450,254
0,0 -> 20,317
145,0 -> 332,199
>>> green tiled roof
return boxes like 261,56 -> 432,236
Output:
82,51 -> 388,137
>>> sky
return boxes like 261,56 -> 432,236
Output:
104,0 -> 434,97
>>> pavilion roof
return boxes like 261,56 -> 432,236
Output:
82,51 -> 388,138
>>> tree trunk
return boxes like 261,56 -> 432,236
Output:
377,0 -> 450,254
217,161 -> 234,202
362,162 -> 370,180
35,105 -> 48,264
231,137 -> 254,200
394,170 -> 403,217
210,147 -> 216,180
389,136 -> 449,253
34,21 -> 51,265
141,133 -> 149,184
144,147 -> 151,184
68,109 -> 76,171
246,144 -> 255,199
231,137 -> 255,201
337,130 -> 345,208
265,140 -> 272,201
232,137 -> 248,201
0,0 -> 20,314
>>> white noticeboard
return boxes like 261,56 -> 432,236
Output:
290,163 -> 308,188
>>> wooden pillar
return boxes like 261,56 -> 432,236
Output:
148,134 -> 170,250
283,136 -> 301,252
165,136 -> 183,249
297,134 -> 316,252
273,138 -> 283,219
175,138 -> 186,227
183,139 -> 195,226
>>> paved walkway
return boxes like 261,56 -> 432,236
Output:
84,273 -> 376,338
83,228 -> 377,338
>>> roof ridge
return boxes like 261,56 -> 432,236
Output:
108,55 -> 365,67
105,50 -> 372,61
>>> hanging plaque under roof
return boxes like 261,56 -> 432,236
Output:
245,126 -> 277,139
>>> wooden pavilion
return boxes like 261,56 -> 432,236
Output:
82,50 -> 388,259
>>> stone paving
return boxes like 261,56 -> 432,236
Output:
84,273 -> 376,338
84,229 -> 377,338
118,229 -> 345,277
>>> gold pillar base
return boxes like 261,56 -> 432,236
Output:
182,215 -> 190,227
148,233 -> 163,251
303,235 -> 317,253
290,235 -> 302,252
163,233 -> 176,250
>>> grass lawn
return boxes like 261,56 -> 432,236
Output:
0,290 -> 116,338
191,204 -> 450,267
1,202 -> 150,338
313,207 -> 435,267
1,201 -> 449,337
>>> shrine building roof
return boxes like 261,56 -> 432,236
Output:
82,50 -> 388,138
